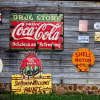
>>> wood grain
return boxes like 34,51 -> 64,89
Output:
0,1 -> 100,84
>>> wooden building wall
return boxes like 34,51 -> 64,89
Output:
0,1 -> 100,84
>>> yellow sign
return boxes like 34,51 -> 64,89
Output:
95,32 -> 100,42
72,48 -> 95,72
12,73 -> 52,94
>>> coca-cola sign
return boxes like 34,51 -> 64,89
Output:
0,13 -> 1,23
10,13 -> 64,51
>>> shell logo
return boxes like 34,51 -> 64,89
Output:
72,48 -> 95,72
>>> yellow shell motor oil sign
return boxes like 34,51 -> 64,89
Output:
72,48 -> 95,72
12,73 -> 52,94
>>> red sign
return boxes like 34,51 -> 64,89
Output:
79,20 -> 88,32
10,13 -> 64,51
0,13 -> 1,21
21,52 -> 41,78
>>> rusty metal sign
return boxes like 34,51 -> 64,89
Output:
21,52 -> 42,79
12,73 -> 52,94
72,48 -> 95,72
12,51 -> 52,94
10,13 -> 64,51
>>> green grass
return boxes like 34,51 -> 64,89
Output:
0,91 -> 100,100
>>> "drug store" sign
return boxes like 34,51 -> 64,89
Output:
10,13 -> 64,51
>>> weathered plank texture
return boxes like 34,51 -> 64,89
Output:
0,1 -> 100,84
0,1 -> 100,8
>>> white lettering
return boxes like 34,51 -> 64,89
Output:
12,23 -> 61,40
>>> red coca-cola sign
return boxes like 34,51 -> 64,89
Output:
10,13 -> 64,51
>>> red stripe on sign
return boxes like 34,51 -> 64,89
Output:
0,13 -> 1,21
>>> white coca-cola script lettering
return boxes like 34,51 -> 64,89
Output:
12,23 -> 61,40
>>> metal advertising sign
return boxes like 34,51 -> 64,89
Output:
94,32 -> 100,42
0,59 -> 3,74
94,22 -> 100,30
10,13 -> 64,51
21,52 -> 42,79
72,48 -> 95,72
12,52 -> 52,94
79,20 -> 88,32
0,13 -> 1,23
78,36 -> 89,43
12,73 -> 52,94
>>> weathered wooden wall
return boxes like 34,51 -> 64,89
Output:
0,1 -> 100,84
